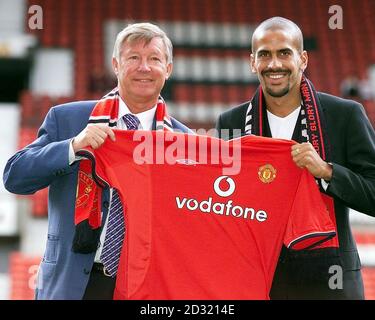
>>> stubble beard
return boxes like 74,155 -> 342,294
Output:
265,84 -> 290,98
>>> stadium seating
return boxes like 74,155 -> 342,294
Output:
24,0 -> 374,120
13,0 -> 374,299
21,0 -> 375,218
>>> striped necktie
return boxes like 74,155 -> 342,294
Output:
100,114 -> 140,277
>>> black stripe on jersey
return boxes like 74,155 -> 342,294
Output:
88,119 -> 110,124
88,119 -> 117,127
75,150 -> 110,189
288,231 -> 336,250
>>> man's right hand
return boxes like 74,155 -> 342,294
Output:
72,124 -> 116,153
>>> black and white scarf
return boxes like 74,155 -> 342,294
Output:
245,75 -> 331,161
245,75 -> 338,249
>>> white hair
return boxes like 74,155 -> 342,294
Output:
112,22 -> 173,64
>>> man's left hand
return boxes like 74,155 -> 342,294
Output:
291,142 -> 333,180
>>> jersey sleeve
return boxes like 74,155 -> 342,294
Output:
284,169 -> 336,250
76,148 -> 110,188
73,147 -> 111,229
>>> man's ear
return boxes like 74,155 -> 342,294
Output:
112,57 -> 119,75
300,51 -> 308,72
250,53 -> 257,73
166,63 -> 173,80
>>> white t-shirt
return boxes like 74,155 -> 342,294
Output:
267,106 -> 301,140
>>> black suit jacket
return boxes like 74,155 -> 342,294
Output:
216,92 -> 375,299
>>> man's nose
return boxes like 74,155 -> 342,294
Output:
138,58 -> 151,72
267,56 -> 282,69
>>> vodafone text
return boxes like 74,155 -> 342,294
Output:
176,196 -> 268,221
175,176 -> 268,222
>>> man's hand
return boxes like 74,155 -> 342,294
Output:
72,124 -> 116,153
291,142 -> 333,180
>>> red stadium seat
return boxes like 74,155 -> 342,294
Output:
9,252 -> 42,300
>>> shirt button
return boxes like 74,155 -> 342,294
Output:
83,268 -> 90,275
103,201 -> 109,209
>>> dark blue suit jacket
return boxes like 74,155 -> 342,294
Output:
3,100 -> 192,299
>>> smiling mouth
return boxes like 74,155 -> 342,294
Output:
263,68 -> 290,77
264,70 -> 289,77
263,71 -> 290,84
135,79 -> 153,82
267,74 -> 285,79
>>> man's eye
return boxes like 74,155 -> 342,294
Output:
280,51 -> 291,56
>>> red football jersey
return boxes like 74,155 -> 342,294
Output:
78,130 -> 336,300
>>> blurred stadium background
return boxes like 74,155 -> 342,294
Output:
0,0 -> 374,300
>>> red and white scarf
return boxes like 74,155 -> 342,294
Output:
72,87 -> 173,253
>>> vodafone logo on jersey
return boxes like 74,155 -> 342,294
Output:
213,176 -> 235,197
175,176 -> 268,222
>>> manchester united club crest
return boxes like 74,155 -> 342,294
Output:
258,164 -> 277,183
76,170 -> 94,208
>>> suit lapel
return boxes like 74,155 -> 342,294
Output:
291,112 -> 303,143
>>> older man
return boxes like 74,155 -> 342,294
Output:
3,23 -> 191,299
